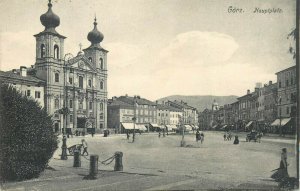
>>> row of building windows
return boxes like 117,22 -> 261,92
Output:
25,90 -> 41,99
278,77 -> 296,88
55,73 -> 104,89
54,99 -> 104,110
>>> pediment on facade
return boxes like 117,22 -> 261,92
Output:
67,56 -> 97,73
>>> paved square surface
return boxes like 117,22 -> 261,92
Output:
1,131 -> 297,190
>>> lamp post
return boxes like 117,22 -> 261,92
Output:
132,99 -> 137,143
60,53 -> 73,160
180,115 -> 185,147
277,96 -> 282,136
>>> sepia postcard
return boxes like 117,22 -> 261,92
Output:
0,0 -> 298,190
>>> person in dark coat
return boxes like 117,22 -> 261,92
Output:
196,130 -> 200,142
271,148 -> 289,182
233,135 -> 239,144
223,134 -> 226,141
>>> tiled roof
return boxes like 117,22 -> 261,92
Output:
0,71 -> 45,84
157,104 -> 182,112
169,100 -> 196,110
118,96 -> 156,106
108,99 -> 134,108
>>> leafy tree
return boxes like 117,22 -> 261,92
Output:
0,84 -> 58,181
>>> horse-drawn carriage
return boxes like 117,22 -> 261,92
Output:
67,144 -> 82,155
246,131 -> 262,142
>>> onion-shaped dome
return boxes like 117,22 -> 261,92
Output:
87,17 -> 104,44
40,0 -> 60,29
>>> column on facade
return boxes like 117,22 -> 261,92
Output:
86,92 -> 89,118
93,94 -> 97,128
73,92 -> 77,129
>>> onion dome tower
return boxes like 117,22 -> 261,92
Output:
87,17 -> 104,47
83,16 -> 108,69
34,0 -> 66,66
40,0 -> 60,32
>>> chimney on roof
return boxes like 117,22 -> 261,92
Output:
269,81 -> 272,85
20,66 -> 27,77
247,89 -> 250,94
255,87 -> 259,92
137,95 -> 140,99
125,94 -> 128,97
156,100 -> 158,104
12,69 -> 17,73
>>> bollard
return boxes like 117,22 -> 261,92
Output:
114,152 -> 123,171
73,149 -> 81,167
89,155 -> 99,179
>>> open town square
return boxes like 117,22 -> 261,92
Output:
0,0 -> 299,190
1,131 -> 297,190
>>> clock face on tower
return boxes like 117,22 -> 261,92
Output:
79,61 -> 84,69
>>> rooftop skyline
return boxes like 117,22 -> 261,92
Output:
0,0 -> 296,100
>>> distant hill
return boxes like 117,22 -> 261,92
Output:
157,95 -> 238,112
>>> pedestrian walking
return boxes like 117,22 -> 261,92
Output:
158,131 -> 161,138
81,139 -> 89,156
271,148 -> 289,182
196,130 -> 200,142
126,132 -> 130,140
200,132 -> 204,144
228,133 -> 232,141
233,135 -> 239,144
223,134 -> 226,141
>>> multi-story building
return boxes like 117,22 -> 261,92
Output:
0,68 -> 45,108
117,95 -> 157,125
0,1 -> 108,133
237,90 -> 253,131
272,66 -> 297,133
107,98 -> 134,132
166,100 -> 198,126
157,104 -> 170,126
264,82 -> 278,128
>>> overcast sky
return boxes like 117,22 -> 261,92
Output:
0,0 -> 296,100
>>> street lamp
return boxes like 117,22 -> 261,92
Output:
180,115 -> 185,147
60,53 -> 73,160
132,116 -> 136,142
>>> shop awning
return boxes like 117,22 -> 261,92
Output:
172,125 -> 178,130
159,125 -> 166,129
150,123 -> 160,128
184,125 -> 192,131
137,124 -> 147,131
245,121 -> 253,128
271,118 -> 291,127
121,123 -> 134,129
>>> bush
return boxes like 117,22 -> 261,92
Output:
0,85 -> 58,181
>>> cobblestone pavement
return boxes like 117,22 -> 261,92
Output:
1,131 -> 296,190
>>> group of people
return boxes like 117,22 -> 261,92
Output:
195,130 -> 205,143
223,132 -> 232,141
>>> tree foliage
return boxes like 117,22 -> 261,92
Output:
0,84 -> 58,181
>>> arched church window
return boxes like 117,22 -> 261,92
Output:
88,57 -> 92,62
100,58 -> 103,69
41,44 -> 46,58
100,81 -> 104,89
79,76 -> 83,88
54,45 -> 59,59
100,103 -> 103,111
88,79 -> 92,87
55,73 -> 59,82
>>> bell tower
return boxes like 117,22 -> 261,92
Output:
34,0 -> 66,70
83,17 -> 108,129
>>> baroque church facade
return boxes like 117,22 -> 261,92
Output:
1,1 -> 108,133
